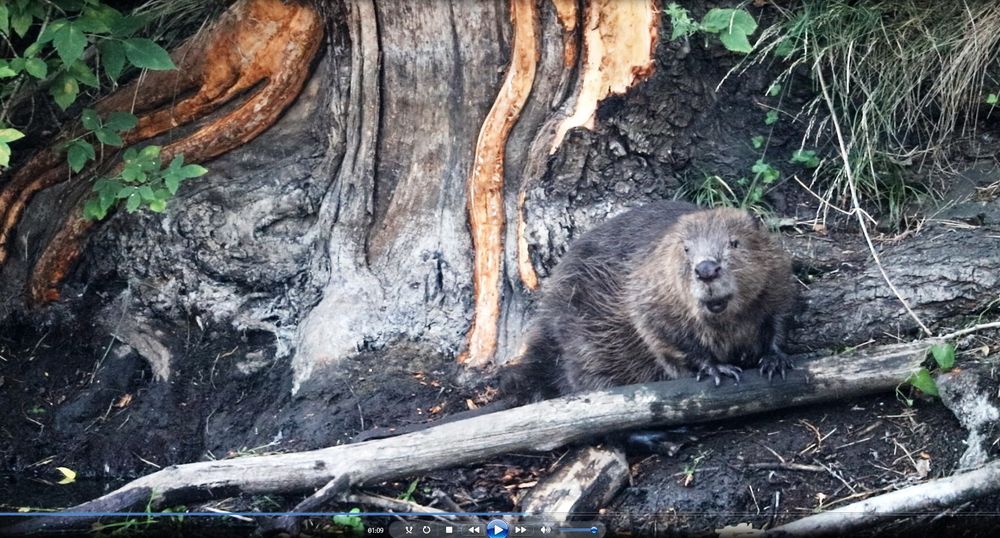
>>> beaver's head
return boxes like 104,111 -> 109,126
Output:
671,208 -> 771,318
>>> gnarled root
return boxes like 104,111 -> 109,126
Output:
0,0 -> 323,304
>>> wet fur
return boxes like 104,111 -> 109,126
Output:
505,200 -> 795,400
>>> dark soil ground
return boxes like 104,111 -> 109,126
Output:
2,312 -> 999,537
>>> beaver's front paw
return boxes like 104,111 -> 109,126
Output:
695,362 -> 742,386
759,349 -> 794,381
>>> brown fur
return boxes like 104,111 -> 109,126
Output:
505,201 -> 796,399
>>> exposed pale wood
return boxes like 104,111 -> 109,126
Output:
550,0 -> 659,151
520,446 -> 629,523
0,341 -> 933,535
769,458 -> 1000,536
462,0 -> 539,366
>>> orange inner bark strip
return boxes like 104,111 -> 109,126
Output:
551,0 -> 579,68
27,0 -> 323,304
461,0 -> 539,366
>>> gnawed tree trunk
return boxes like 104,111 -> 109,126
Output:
0,0 -> 998,480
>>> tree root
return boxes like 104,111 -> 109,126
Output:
0,0 -> 323,304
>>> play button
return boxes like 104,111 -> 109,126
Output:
485,519 -> 508,538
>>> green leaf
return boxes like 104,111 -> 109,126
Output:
930,343 -> 956,371
665,3 -> 698,41
121,163 -> 145,182
774,38 -> 797,59
66,140 -> 95,172
764,110 -> 779,125
701,8 -> 757,35
81,108 -> 101,131
0,5 -> 9,36
699,9 -> 757,53
75,5 -> 118,34
148,198 -> 166,212
69,61 -> 99,88
0,128 -> 25,143
751,135 -> 765,149
164,173 -> 181,194
125,192 -> 141,213
751,159 -> 779,184
99,40 -> 126,81
11,12 -> 33,37
52,0 -> 86,11
987,94 -> 999,105
767,83 -> 782,97
37,19 -> 68,44
109,14 -> 151,38
907,368 -> 939,397
86,4 -> 124,31
790,149 -> 820,168
24,57 -> 47,79
0,142 -> 10,167
104,111 -> 138,132
138,185 -> 155,201
0,65 -> 16,78
53,22 -> 88,66
83,197 -> 107,220
122,38 -> 175,70
50,73 -> 80,110
94,128 -> 123,147
179,164 -> 208,178
718,30 -> 753,54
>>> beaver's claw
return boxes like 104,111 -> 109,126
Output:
696,362 -> 742,386
759,350 -> 794,382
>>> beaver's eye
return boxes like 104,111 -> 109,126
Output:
683,245 -> 690,253
730,239 -> 739,249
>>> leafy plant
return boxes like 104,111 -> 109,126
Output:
332,508 -> 365,535
903,342 -> 958,403
764,110 -> 779,125
398,478 -> 420,502
2,0 -> 175,115
665,4 -> 759,54
790,149 -> 820,168
0,1 -> 205,219
84,149 -> 207,220
750,135 -> 765,149
0,128 -> 25,167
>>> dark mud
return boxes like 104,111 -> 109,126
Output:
3,314 -> 999,537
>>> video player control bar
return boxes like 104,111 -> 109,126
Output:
387,520 -> 605,538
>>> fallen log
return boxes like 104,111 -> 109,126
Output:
0,341 -> 933,535
768,458 -> 1000,536
519,446 -> 630,524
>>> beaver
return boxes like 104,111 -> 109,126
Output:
508,200 -> 796,400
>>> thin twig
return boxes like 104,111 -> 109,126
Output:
937,321 -> 1000,341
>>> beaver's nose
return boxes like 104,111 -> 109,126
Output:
695,260 -> 721,281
